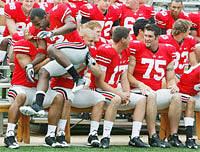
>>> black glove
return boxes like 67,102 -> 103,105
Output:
86,51 -> 96,66
25,64 -> 35,83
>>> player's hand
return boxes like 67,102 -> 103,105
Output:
25,64 -> 35,83
119,92 -> 130,105
138,82 -> 154,96
168,85 -> 179,94
37,31 -> 54,39
86,51 -> 96,66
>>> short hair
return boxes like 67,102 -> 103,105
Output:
30,8 -> 47,20
133,19 -> 150,36
144,24 -> 161,37
79,28 -> 95,37
170,0 -> 183,4
172,19 -> 191,35
83,21 -> 102,30
112,27 -> 130,42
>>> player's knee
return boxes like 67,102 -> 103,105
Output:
53,94 -> 64,107
47,44 -> 56,56
147,92 -> 156,100
38,68 -> 50,78
171,93 -> 182,103
188,97 -> 195,106
96,100 -> 105,108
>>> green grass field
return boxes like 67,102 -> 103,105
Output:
1,146 -> 200,152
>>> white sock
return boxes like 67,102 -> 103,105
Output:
131,121 -> 142,139
102,120 -> 113,138
89,121 -> 99,135
184,117 -> 194,126
57,119 -> 67,132
6,123 -> 16,136
46,125 -> 57,137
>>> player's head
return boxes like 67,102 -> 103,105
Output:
126,0 -> 139,11
30,8 -> 49,30
22,0 -> 34,12
83,21 -> 102,41
54,0 -> 67,5
133,19 -> 150,38
139,0 -> 145,4
144,24 -> 161,50
97,0 -> 111,13
112,26 -> 130,48
80,28 -> 96,47
172,19 -> 191,38
169,0 -> 183,19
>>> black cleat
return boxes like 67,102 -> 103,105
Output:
56,132 -> 69,147
44,136 -> 62,148
87,133 -> 100,147
129,136 -> 150,148
185,138 -> 198,149
72,77 -> 86,92
149,133 -> 171,148
99,137 -> 110,149
4,136 -> 19,149
168,133 -> 184,147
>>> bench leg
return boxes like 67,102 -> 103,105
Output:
0,113 -> 3,136
17,116 -> 23,142
196,112 -> 200,140
159,113 -> 170,140
65,115 -> 71,143
22,115 -> 30,144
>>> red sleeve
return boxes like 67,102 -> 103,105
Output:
96,44 -> 113,68
166,44 -> 176,61
80,3 -> 95,18
13,40 -> 32,55
155,10 -> 168,29
188,36 -> 197,53
189,12 -> 199,28
51,4 -> 72,24
4,2 -> 17,19
67,2 -> 79,18
129,40 -> 142,57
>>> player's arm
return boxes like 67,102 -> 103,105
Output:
6,18 -> 17,36
121,70 -> 130,92
52,15 -> 77,35
189,51 -> 198,67
29,39 -> 47,66
166,61 -> 179,93
128,55 -> 153,95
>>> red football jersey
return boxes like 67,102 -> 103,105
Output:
155,10 -> 190,35
120,4 -> 138,38
1,0 -> 20,3
189,11 -> 200,37
159,35 -> 196,75
80,3 -> 121,40
35,2 -> 54,12
129,41 -> 175,91
137,4 -> 155,20
178,63 -> 200,96
92,44 -> 130,88
68,0 -> 88,9
95,37 -> 109,49
3,2 -> 39,37
12,40 -> 39,87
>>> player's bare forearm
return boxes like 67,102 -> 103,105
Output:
121,70 -> 130,92
31,53 -> 47,66
34,58 -> 50,73
53,16 -> 77,35
6,18 -> 17,35
166,62 -> 177,87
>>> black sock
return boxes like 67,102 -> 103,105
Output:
35,93 -> 45,107
185,126 -> 193,139
67,65 -> 80,82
